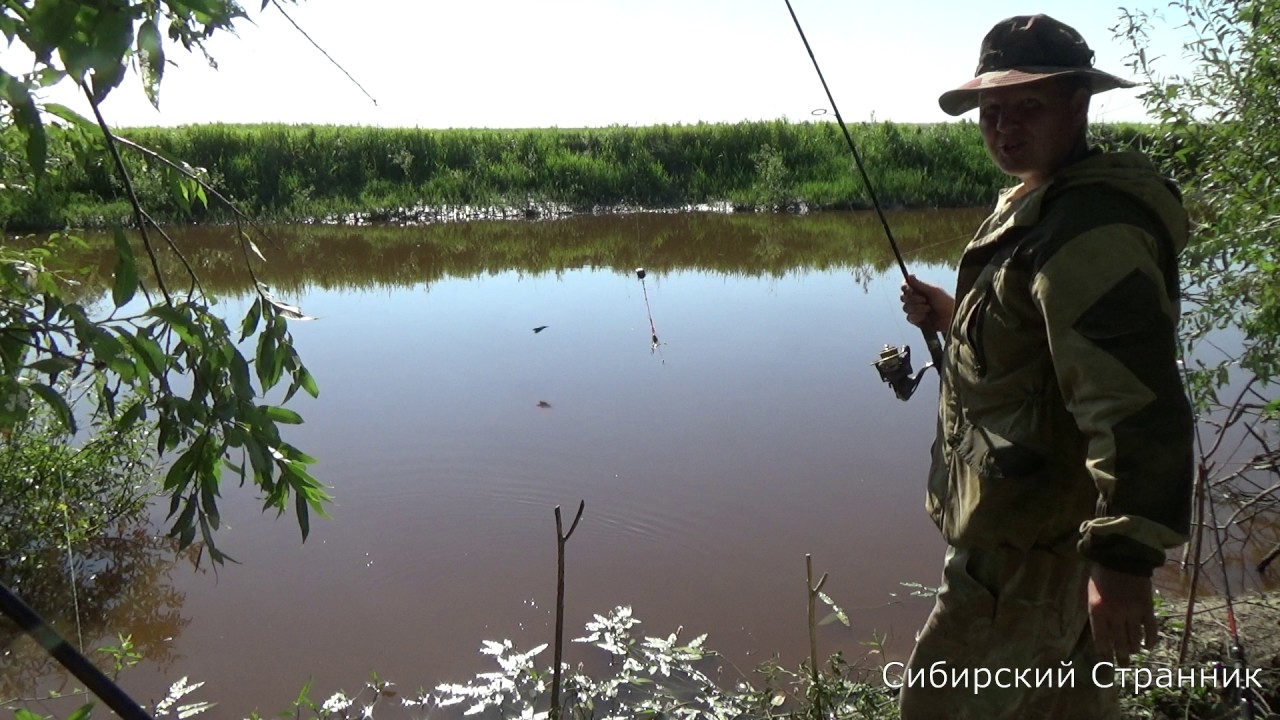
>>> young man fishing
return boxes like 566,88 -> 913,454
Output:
897,15 -> 1194,719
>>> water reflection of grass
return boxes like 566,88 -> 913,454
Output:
39,211 -> 982,297
0,529 -> 199,701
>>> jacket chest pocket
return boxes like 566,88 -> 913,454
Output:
952,260 -> 1037,383
952,286 -> 993,381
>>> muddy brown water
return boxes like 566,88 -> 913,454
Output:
3,210 -> 1274,715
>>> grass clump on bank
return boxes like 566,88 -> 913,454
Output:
1,120 -> 1157,231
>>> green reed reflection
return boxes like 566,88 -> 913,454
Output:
40,210 -> 983,297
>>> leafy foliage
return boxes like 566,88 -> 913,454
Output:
1116,1 -> 1280,690
308,607 -> 899,719
1117,0 -> 1280,408
0,0 -> 323,559
0,398 -> 154,570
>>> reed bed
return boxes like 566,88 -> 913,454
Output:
2,120 -> 1157,230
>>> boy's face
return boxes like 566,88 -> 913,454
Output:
978,79 -> 1090,190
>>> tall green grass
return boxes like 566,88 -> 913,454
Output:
2,120 -> 1158,230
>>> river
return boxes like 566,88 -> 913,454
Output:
4,209 -> 1272,717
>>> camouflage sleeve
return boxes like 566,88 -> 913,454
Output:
1029,222 -> 1194,576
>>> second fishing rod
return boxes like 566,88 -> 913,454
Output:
783,0 -> 944,402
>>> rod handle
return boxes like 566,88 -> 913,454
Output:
922,329 -> 945,370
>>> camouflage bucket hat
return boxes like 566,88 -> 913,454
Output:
938,14 -> 1137,116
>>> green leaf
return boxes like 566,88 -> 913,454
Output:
44,102 -> 98,133
0,13 -> 18,42
295,488 -> 310,540
262,405 -> 304,424
119,402 -> 145,429
172,497 -> 197,547
29,382 -> 75,434
201,477 -> 221,529
0,69 -> 47,181
277,442 -> 318,465
42,292 -> 63,323
28,356 -> 78,376
147,304 -> 204,350
100,383 -> 117,418
183,0 -> 238,17
136,18 -> 165,109
298,366 -> 319,398
240,298 -> 261,342
2,378 -> 33,431
242,434 -> 271,481
111,226 -> 138,307
228,348 -> 253,399
88,4 -> 135,102
66,702 -> 95,720
120,331 -> 167,378
29,0 -> 82,66
0,320 -> 31,375
254,318 -> 283,389
164,437 -> 206,492
90,332 -> 135,382
223,457 -> 246,482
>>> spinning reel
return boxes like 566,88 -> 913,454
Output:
872,344 -> 935,402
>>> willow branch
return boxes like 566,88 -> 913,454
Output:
112,135 -> 275,298
135,206 -> 204,300
82,84 -> 170,305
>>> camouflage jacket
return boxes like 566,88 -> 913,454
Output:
926,150 -> 1194,575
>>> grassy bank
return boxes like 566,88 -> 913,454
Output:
1,120 -> 1157,231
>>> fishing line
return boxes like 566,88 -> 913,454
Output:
782,0 -> 944,399
635,267 -> 661,350
901,231 -> 978,260
628,172 -> 663,358
783,0 -> 906,278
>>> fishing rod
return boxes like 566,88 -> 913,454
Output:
782,0 -> 944,401
0,581 -> 156,720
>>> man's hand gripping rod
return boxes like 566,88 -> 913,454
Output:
782,0 -> 944,400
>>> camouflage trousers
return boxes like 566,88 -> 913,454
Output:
898,544 -> 1120,720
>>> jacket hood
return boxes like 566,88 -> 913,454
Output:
1044,151 -> 1189,254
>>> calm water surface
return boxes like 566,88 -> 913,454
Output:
8,210 -> 1261,716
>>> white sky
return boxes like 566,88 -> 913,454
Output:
21,0 -> 1196,129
